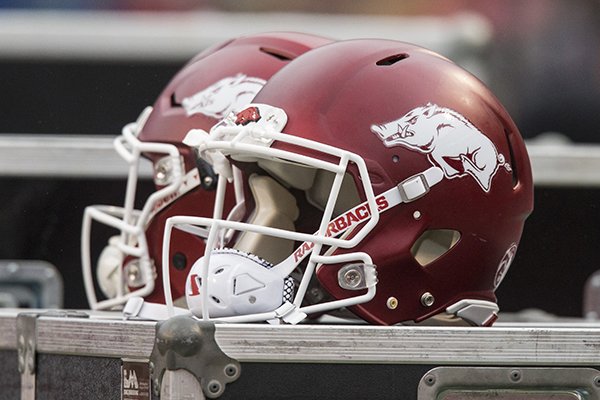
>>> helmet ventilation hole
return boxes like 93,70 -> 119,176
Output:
503,128 -> 519,188
260,47 -> 294,61
376,53 -> 409,66
411,229 -> 461,267
170,93 -> 182,108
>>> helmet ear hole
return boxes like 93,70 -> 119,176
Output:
210,295 -> 222,304
411,229 -> 461,267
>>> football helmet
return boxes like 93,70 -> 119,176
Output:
81,32 -> 332,310
164,39 -> 533,326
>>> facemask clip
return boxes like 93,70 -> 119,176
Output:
337,263 -> 378,291
269,301 -> 307,325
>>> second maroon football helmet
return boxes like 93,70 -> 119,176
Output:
81,32 -> 332,310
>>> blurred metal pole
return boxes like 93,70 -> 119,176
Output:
0,134 -> 599,186
0,9 -> 491,66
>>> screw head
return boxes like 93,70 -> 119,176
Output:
343,269 -> 363,288
421,292 -> 435,307
207,379 -> 222,395
424,374 -> 436,386
510,369 -> 522,382
124,261 -> 143,287
386,297 -> 398,310
203,176 -> 214,186
224,364 -> 238,378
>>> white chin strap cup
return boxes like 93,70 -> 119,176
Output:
185,248 -> 288,320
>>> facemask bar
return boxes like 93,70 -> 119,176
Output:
162,121 -> 382,322
191,121 -> 382,249
81,107 -> 187,310
174,165 -> 246,249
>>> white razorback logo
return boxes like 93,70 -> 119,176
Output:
370,103 -> 509,192
181,74 -> 266,119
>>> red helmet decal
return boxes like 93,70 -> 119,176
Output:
235,106 -> 262,126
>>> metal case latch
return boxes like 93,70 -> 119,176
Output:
150,316 -> 241,399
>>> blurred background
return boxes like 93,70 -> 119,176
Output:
0,0 -> 599,318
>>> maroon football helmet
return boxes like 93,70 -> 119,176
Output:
81,32 -> 332,310
168,39 -> 533,326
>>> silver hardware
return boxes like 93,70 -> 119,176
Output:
338,264 -> 377,291
153,155 -> 183,186
509,369 -> 522,382
424,374 -> 436,386
343,269 -> 362,289
386,297 -> 398,310
124,260 -> 143,288
398,173 -> 430,203
203,175 -> 214,187
418,367 -> 600,399
421,292 -> 435,307
17,313 -> 37,400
